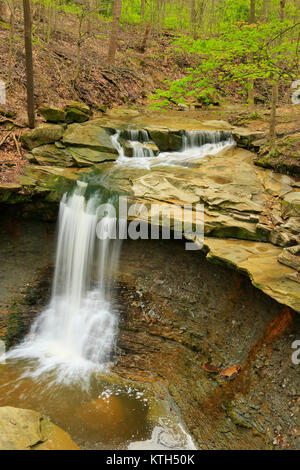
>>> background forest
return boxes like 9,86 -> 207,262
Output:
0,1 -> 299,154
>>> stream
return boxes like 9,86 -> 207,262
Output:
0,127 -> 298,450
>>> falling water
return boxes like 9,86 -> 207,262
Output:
5,182 -> 120,385
112,129 -> 155,159
112,129 -> 235,169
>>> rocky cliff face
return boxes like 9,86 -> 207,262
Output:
113,239 -> 300,450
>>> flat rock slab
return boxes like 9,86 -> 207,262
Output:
0,406 -> 79,450
62,120 -> 118,154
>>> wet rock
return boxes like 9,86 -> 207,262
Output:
20,124 -> 64,150
0,406 -> 79,450
119,138 -> 159,157
40,106 -> 66,123
147,128 -> 183,152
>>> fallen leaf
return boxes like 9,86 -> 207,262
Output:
202,363 -> 221,373
218,364 -> 241,380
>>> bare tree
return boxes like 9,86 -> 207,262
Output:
249,0 -> 256,23
248,0 -> 256,113
141,0 -> 145,19
262,0 -> 271,21
269,80 -> 278,151
23,0 -> 35,128
107,0 -> 122,65
7,0 -> 15,86
279,0 -> 286,21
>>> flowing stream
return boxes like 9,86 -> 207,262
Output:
112,129 -> 235,169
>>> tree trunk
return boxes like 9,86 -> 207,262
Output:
0,0 -> 10,21
248,79 -> 255,113
107,0 -> 122,65
23,0 -> 35,128
140,23 -> 151,53
249,0 -> 255,23
269,81 -> 278,151
8,0 -> 15,86
248,1 -> 256,113
279,0 -> 286,21
262,0 -> 270,21
141,0 -> 145,19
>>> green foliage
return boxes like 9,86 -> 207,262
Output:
150,18 -> 300,109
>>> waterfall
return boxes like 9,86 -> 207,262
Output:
112,129 -> 155,159
182,130 -> 233,149
5,182 -> 120,385
112,128 -> 235,169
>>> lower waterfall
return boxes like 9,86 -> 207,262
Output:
5,182 -> 120,385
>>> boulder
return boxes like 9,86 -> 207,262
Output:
119,138 -> 160,157
31,145 -> 74,167
40,107 -> 66,123
281,191 -> 300,218
20,124 -> 64,150
147,128 -> 182,152
65,100 -> 92,116
62,121 -> 118,154
65,101 -> 92,123
67,146 -> 117,167
0,182 -> 22,203
65,108 -> 89,124
278,245 -> 300,271
0,406 -> 79,450
232,127 -> 265,150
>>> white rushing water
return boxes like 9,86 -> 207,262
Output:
112,129 -> 235,169
5,182 -> 120,385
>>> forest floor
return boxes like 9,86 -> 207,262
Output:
0,13 -> 299,183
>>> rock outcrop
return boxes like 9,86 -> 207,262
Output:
1,114 -> 299,313
0,406 -> 79,450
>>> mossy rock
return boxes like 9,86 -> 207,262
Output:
65,100 -> 92,116
65,108 -> 90,124
40,106 -> 66,123
20,124 -> 64,150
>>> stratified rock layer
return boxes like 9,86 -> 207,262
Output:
1,114 -> 299,313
